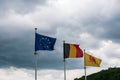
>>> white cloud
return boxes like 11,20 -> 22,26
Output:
0,9 -> 33,28
0,67 -> 105,80
1,0 -> 120,32
0,0 -> 120,71
86,40 -> 120,67
79,33 -> 100,49
0,67 -> 33,80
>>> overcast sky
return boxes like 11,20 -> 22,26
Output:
0,0 -> 120,80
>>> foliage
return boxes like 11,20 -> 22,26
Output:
75,67 -> 120,80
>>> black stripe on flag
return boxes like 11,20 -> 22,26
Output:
64,43 -> 70,58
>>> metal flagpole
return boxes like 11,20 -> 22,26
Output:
63,40 -> 66,80
35,52 -> 38,80
64,59 -> 66,80
84,66 -> 87,80
35,28 -> 38,80
84,49 -> 87,80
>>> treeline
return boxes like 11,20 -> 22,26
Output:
75,67 -> 120,80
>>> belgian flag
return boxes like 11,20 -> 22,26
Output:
64,43 -> 83,58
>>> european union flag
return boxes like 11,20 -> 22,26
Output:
35,33 -> 56,51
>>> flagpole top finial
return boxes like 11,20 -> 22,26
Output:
35,28 -> 37,30
34,52 -> 38,55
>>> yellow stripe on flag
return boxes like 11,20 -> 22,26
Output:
84,52 -> 102,67
69,44 -> 76,58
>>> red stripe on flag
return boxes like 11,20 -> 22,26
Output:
74,44 -> 83,58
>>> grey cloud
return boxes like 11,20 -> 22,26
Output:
0,0 -> 120,70
88,19 -> 120,43
75,11 -> 120,43
0,30 -> 83,70
0,0 -> 47,15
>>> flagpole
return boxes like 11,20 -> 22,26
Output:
84,49 -> 87,80
35,28 -> 38,80
84,66 -> 87,80
63,40 -> 66,80
63,59 -> 66,80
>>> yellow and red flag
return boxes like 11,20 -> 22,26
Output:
84,52 -> 102,67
